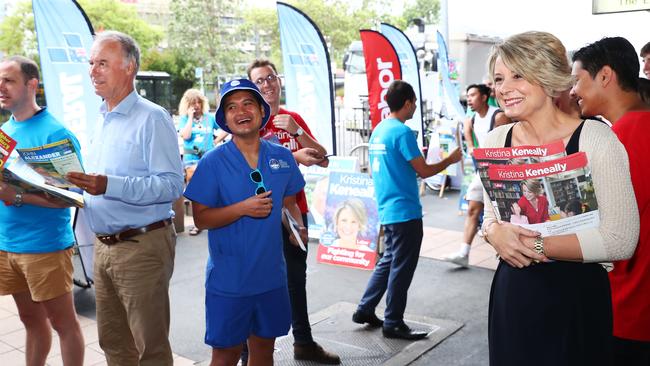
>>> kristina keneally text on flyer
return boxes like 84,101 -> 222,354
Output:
484,151 -> 598,237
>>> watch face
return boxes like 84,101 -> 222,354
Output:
14,193 -> 23,207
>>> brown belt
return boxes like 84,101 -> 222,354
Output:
96,218 -> 172,245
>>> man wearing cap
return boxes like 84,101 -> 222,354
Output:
184,78 -> 306,365
247,59 -> 340,364
66,31 -> 183,365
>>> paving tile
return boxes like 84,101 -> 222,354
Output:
0,340 -> 14,354
0,327 -> 26,350
469,248 -> 497,266
475,257 -> 499,270
47,346 -> 106,366
174,354 -> 197,365
77,314 -> 96,328
80,322 -> 99,344
0,308 -> 15,321
0,296 -> 18,314
421,241 -> 460,259
86,341 -> 104,355
0,315 -> 24,336
0,349 -> 25,365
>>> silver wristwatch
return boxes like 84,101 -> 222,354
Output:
13,192 -> 24,207
532,236 -> 545,263
291,127 -> 304,138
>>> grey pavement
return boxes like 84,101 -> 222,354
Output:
0,189 -> 495,365
175,189 -> 494,365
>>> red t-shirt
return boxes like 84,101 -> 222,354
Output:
260,108 -> 316,214
517,194 -> 549,224
610,111 -> 650,341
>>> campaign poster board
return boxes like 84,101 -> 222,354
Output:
302,165 -> 329,239
317,171 -> 379,270
327,156 -> 358,173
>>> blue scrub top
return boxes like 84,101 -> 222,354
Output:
184,139 -> 305,296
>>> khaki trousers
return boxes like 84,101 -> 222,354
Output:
94,224 -> 176,366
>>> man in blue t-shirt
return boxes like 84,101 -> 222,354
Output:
352,80 -> 461,340
184,78 -> 306,365
0,56 -> 85,365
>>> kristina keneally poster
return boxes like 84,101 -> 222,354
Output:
317,171 -> 379,270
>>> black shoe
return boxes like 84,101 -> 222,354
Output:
294,342 -> 341,364
382,323 -> 428,340
352,309 -> 384,327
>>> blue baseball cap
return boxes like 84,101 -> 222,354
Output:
215,78 -> 271,134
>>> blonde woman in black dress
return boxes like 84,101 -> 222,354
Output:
481,31 -> 639,366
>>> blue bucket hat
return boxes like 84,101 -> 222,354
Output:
215,78 -> 271,134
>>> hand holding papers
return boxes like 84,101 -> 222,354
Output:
282,207 -> 307,251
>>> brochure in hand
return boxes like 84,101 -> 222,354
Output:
483,151 -> 599,237
282,207 -> 306,251
16,138 -> 84,188
0,129 -> 17,170
1,138 -> 84,207
473,140 -> 566,209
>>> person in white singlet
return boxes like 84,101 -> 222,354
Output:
445,84 -> 510,267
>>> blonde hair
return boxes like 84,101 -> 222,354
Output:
334,198 -> 368,233
521,179 -> 543,196
488,31 -> 572,98
179,89 -> 209,116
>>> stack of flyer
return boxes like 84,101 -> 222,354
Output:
473,142 -> 599,236
0,129 -> 17,170
0,133 -> 84,207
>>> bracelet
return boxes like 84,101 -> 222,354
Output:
532,236 -> 545,263
481,221 -> 498,244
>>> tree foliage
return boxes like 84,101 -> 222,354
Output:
236,0 -> 439,73
168,0 -> 244,81
0,0 -> 162,63
141,48 -> 194,110
77,0 -> 163,52
0,0 -> 441,86
239,6 -> 280,72
397,0 -> 440,29
0,2 -> 37,61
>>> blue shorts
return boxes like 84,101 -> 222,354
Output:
205,286 -> 291,348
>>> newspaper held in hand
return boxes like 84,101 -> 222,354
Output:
473,141 -> 566,211
16,138 -> 84,188
0,137 -> 84,207
282,208 -> 306,251
485,152 -> 599,237
0,129 -> 17,170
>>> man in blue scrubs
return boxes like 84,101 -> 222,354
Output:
184,79 -> 306,365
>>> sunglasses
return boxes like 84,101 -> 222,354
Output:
254,74 -> 278,86
250,169 -> 267,195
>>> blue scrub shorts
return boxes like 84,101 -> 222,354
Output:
205,286 -> 291,348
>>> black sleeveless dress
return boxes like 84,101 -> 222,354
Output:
488,122 -> 613,366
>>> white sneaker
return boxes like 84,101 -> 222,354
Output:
444,252 -> 469,268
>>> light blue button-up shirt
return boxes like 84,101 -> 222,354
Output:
82,90 -> 184,234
